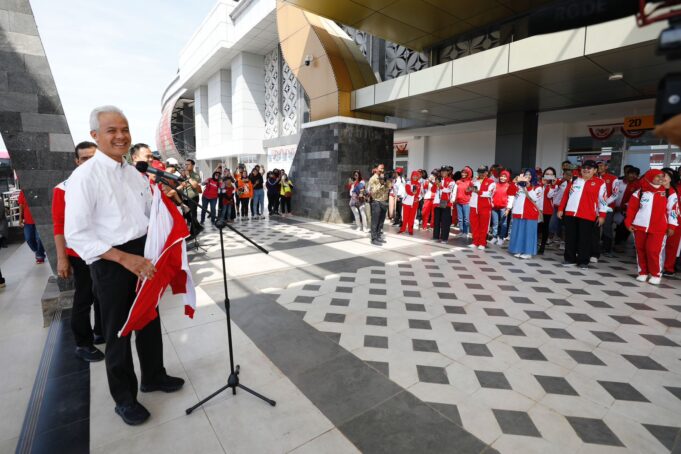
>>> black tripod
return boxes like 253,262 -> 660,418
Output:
154,175 -> 276,412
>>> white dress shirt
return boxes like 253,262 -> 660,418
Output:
65,150 -> 152,264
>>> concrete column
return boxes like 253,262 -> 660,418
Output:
407,136 -> 426,171
194,85 -> 208,157
231,52 -> 265,156
494,111 -> 538,172
207,69 -> 231,158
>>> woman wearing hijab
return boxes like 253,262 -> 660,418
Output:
625,169 -> 678,284
507,168 -> 543,259
454,166 -> 474,238
399,170 -> 423,235
661,168 -> 681,277
490,170 -> 513,245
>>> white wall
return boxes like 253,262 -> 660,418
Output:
231,52 -> 266,156
536,121 -> 567,171
205,69 -> 232,159
194,85 -> 209,155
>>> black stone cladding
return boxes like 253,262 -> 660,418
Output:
289,122 -> 393,223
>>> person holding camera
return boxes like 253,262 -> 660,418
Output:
421,170 -> 438,230
398,170 -> 422,235
433,166 -> 456,243
368,163 -> 391,246
349,170 -> 369,232
537,167 -> 558,254
508,169 -> 543,259
558,160 -> 607,269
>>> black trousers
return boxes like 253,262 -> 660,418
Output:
416,199 -> 424,221
393,199 -> 402,224
90,236 -> 165,406
186,196 -> 201,236
268,191 -> 280,214
538,213 -> 552,252
564,216 -> 597,266
433,207 -> 452,241
370,201 -> 388,241
70,255 -> 102,347
239,198 -> 249,216
280,195 -> 291,214
614,221 -> 630,245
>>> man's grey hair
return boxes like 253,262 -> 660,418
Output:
89,105 -> 127,132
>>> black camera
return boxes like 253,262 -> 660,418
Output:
655,20 -> 681,124
382,169 -> 395,181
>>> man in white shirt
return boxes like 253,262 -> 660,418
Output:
65,106 -> 184,426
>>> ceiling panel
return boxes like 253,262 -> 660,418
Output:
281,0 -> 552,50
588,43 -> 666,73
418,87 -> 482,104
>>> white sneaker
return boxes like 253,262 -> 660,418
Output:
466,233 -> 472,239
590,257 -> 599,264
513,253 -> 522,258
468,244 -> 476,248
649,276 -> 661,285
477,245 -> 486,251
636,275 -> 648,282
498,238 -> 505,246
519,254 -> 532,259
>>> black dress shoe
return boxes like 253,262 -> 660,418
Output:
140,374 -> 185,393
75,346 -> 105,362
371,240 -> 383,246
93,335 -> 105,345
115,401 -> 150,426
662,270 -> 675,277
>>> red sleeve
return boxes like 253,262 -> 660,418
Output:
559,182 -> 572,212
17,191 -> 25,206
405,183 -> 415,196
507,183 -> 518,197
624,190 -> 640,228
51,187 -> 65,235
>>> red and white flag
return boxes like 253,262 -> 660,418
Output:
118,185 -> 196,337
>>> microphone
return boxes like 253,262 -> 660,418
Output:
135,161 -> 186,182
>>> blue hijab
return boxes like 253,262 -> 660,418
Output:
525,168 -> 539,187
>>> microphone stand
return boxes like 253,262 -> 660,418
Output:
154,175 -> 277,412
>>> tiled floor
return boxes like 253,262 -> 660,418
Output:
256,218 -> 681,453
8,215 -> 681,453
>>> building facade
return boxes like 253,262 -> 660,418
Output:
158,0 -> 679,181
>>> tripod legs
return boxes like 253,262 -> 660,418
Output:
185,364 -> 276,415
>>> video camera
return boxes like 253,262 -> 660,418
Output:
655,18 -> 681,123
381,169 -> 395,181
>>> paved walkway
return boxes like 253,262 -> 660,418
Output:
5,215 -> 681,453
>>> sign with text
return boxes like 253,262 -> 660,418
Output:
623,115 -> 654,132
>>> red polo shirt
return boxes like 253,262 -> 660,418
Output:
17,191 -> 35,225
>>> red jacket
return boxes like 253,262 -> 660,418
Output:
471,177 -> 496,211
455,167 -> 474,205
559,177 -> 607,221
542,184 -> 557,215
51,182 -> 78,258
625,170 -> 678,234
437,177 -> 456,208
492,182 -> 511,209
620,179 -> 641,210
508,183 -> 542,221
403,172 -> 422,206
599,172 -> 618,207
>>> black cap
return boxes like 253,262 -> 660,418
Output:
582,160 -> 597,169
440,165 -> 449,171
477,165 -> 489,173
151,150 -> 161,160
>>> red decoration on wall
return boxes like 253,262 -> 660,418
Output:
588,125 -> 617,141
394,141 -> 408,156
620,127 -> 645,139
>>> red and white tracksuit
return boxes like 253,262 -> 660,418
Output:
625,182 -> 678,278
421,179 -> 436,229
470,177 -> 496,247
664,185 -> 681,273
558,178 -> 608,221
400,172 -> 423,234
508,183 -> 543,221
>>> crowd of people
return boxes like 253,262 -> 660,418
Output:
351,159 -> 680,285
126,148 -> 294,240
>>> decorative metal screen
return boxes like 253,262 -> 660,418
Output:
385,42 -> 428,80
264,48 -> 279,139
437,31 -> 501,63
281,58 -> 299,137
